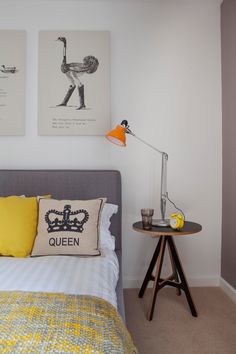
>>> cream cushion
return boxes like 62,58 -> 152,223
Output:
32,198 -> 105,256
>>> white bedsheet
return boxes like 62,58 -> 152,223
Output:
0,248 -> 119,308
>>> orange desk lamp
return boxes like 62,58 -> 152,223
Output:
106,120 -> 170,227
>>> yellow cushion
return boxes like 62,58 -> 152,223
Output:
0,196 -> 38,257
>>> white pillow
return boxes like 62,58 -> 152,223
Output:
100,203 -> 118,251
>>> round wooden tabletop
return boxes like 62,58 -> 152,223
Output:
133,221 -> 202,237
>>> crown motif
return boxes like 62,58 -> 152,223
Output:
45,204 -> 89,233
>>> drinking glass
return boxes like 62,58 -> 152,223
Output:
141,208 -> 154,230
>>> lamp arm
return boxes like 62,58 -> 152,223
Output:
160,153 -> 168,220
128,130 -> 168,222
121,120 -> 167,156
127,131 -> 167,156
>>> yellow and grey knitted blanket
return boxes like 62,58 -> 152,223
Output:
0,291 -> 137,353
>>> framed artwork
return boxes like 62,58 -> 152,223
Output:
38,31 -> 110,135
0,30 -> 26,135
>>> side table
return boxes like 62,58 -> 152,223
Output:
133,221 -> 202,321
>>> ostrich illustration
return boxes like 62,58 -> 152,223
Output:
56,37 -> 99,110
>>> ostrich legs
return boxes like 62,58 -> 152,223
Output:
56,37 -> 99,110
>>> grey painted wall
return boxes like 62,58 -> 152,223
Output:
221,0 -> 236,289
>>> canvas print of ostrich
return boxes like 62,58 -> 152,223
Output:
0,30 -> 26,135
57,37 -> 99,110
38,31 -> 110,136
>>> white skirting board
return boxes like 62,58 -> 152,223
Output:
220,277 -> 236,304
124,277 -> 220,289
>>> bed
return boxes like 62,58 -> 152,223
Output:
0,170 -> 137,353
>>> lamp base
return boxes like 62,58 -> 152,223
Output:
152,219 -> 170,227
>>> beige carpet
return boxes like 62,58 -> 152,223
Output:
124,287 -> 236,354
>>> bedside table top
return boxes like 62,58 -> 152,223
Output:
133,221 -> 202,237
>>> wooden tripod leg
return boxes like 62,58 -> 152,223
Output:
139,237 -> 162,298
168,241 -> 181,296
147,236 -> 166,321
167,236 -> 198,317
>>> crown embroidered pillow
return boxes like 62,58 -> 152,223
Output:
32,198 -> 105,256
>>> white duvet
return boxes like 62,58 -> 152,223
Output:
0,248 -> 119,308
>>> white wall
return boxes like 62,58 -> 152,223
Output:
0,0 -> 222,287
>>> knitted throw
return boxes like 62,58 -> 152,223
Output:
0,291 -> 137,353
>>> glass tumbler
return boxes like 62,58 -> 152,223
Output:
141,208 -> 154,230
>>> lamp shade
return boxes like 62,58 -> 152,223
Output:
106,124 -> 126,146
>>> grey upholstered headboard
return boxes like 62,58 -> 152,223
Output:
0,170 -> 122,250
